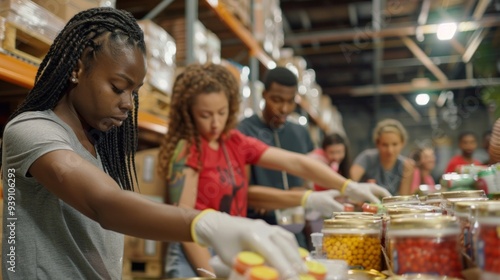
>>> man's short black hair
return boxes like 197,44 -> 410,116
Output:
263,67 -> 298,90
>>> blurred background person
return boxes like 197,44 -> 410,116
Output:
350,119 -> 414,196
445,131 -> 482,173
308,133 -> 351,191
409,146 -> 437,194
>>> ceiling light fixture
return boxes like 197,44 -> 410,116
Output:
436,23 -> 457,40
416,93 -> 430,106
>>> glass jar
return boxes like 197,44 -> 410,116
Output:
322,219 -> 382,271
474,202 -> 500,278
453,201 -> 489,262
387,216 -> 462,278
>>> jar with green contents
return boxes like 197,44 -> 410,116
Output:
322,219 -> 382,271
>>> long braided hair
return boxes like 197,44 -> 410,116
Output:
0,7 -> 146,191
157,63 -> 240,180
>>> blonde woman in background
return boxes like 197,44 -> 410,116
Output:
350,119 -> 414,196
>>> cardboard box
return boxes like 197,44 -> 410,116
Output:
32,0 -> 115,22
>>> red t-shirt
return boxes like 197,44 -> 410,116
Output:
186,130 -> 268,217
445,155 -> 482,173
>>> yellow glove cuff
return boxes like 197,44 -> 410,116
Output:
301,190 -> 313,207
190,209 -> 216,245
341,179 -> 352,195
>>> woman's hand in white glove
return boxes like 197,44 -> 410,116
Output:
192,210 -> 306,279
343,180 -> 392,203
302,190 -> 343,218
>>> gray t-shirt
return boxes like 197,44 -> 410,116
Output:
2,110 -> 123,279
353,148 -> 406,195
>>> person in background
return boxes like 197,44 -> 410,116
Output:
0,8 -> 307,279
350,118 -> 414,196
308,133 -> 351,191
474,130 -> 491,164
158,63 -> 391,277
237,67 -> 314,248
409,146 -> 437,194
445,131 -> 483,173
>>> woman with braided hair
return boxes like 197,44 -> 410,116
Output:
1,8 -> 310,279
158,63 -> 391,277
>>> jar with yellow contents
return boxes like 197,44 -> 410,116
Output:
322,219 -> 382,271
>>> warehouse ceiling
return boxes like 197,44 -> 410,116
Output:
116,0 -> 500,107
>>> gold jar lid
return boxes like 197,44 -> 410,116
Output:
382,195 -> 420,205
425,192 -> 443,201
445,197 -> 489,210
453,200 -> 490,215
332,211 -> 373,217
441,190 -> 486,199
334,214 -> 382,220
323,218 -> 382,230
388,216 -> 458,231
386,206 -> 433,217
476,201 -> 500,217
389,212 -> 442,220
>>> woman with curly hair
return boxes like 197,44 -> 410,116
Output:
158,63 -> 391,277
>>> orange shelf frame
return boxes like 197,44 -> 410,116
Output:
0,53 -> 37,88
204,0 -> 274,68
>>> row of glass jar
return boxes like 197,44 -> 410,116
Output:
320,190 -> 500,279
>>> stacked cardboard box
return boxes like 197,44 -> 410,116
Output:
254,0 -> 284,60
163,18 -> 221,66
138,20 -> 177,96
32,0 -> 115,22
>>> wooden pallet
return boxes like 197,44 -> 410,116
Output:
1,21 -> 52,65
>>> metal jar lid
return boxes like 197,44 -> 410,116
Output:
425,192 -> 443,202
386,206 -> 436,217
441,190 -> 486,199
476,201 -> 500,217
323,218 -> 382,230
382,195 -> 420,205
453,200 -> 489,215
388,216 -> 459,231
331,211 -> 373,217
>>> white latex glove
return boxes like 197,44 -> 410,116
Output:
343,180 -> 392,203
302,190 -> 343,218
192,210 -> 306,279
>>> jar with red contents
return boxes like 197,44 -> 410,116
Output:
387,216 -> 463,278
474,202 -> 500,279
